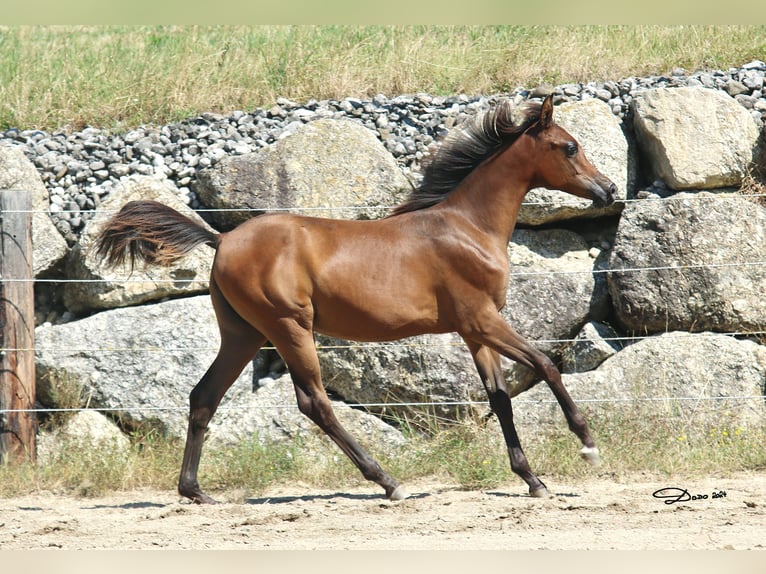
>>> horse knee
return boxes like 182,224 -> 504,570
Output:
187,406 -> 213,434
295,389 -> 335,425
295,393 -> 315,418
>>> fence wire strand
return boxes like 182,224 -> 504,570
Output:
3,190 -> 766,216
7,330 -> 766,354
2,394 -> 764,416
3,192 -> 766,417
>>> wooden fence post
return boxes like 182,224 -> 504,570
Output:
0,187 -> 36,463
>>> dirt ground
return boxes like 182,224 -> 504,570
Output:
1,471 -> 765,551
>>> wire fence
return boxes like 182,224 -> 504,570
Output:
2,193 -> 766,417
2,190 -> 765,217
3,394 -> 764,416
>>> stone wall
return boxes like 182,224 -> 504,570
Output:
3,62 -> 765,451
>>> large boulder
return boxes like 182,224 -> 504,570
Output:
631,87 -> 761,189
500,227 -> 611,393
608,192 -> 766,334
513,332 -> 766,431
518,98 -> 633,226
35,295 -> 404,449
0,145 -> 68,276
503,228 -> 610,347
318,331 -> 482,426
193,118 -> 410,229
62,175 -> 214,313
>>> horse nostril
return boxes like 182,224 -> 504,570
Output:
606,183 -> 617,202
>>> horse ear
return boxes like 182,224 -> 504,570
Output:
539,94 -> 554,129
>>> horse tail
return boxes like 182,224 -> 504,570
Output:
95,200 -> 220,268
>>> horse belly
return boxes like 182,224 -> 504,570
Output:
311,279 -> 443,342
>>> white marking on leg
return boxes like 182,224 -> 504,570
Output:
580,446 -> 601,466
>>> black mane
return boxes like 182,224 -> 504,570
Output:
389,99 -> 542,216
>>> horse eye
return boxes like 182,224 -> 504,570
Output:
565,142 -> 578,157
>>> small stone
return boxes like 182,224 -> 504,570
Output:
109,163 -> 131,177
725,79 -> 749,97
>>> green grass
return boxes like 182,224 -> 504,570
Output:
1,406 -> 763,500
1,25 -> 765,131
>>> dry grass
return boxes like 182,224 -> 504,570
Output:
2,404 -> 763,499
739,171 -> 766,207
1,25 -> 765,131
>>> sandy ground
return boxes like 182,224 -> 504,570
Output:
1,471 -> 765,551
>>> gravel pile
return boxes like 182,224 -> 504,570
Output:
2,60 -> 765,243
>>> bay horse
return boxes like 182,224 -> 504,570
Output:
95,95 -> 616,503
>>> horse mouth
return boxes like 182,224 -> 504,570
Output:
591,180 -> 617,207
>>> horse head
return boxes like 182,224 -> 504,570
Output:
524,95 -> 617,207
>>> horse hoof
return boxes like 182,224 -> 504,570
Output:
529,486 -> 551,498
389,485 -> 411,501
188,492 -> 219,505
580,446 -> 601,467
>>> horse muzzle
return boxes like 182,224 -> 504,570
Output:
590,177 -> 617,207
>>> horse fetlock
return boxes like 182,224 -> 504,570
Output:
193,493 -> 220,505
179,484 -> 219,505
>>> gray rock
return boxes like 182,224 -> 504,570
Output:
561,321 -> 623,373
62,175 -> 214,313
37,410 -> 131,464
631,87 -> 760,189
501,228 -> 611,393
0,145 -> 68,275
518,98 -> 633,226
193,118 -> 410,229
514,332 -> 766,430
608,192 -> 766,334
319,332 -> 483,426
35,295 -> 404,449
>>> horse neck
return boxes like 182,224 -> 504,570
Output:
439,150 -> 533,244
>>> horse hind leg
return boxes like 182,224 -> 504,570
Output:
179,342 -> 263,504
178,283 -> 267,504
270,320 -> 408,501
292,383 -> 409,501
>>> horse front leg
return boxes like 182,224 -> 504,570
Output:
465,341 -> 550,497
461,311 -> 600,471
